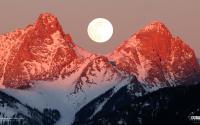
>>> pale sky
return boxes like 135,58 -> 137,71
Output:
0,0 -> 200,57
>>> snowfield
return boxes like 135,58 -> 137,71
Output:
2,76 -> 131,125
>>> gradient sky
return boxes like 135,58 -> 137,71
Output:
0,0 -> 200,57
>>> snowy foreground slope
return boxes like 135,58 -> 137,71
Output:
0,13 -> 200,125
2,76 -> 131,125
0,91 -> 60,125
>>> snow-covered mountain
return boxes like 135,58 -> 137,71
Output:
0,13 -> 78,88
0,13 -> 199,125
109,21 -> 200,88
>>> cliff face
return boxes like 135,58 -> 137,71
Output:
0,13 -> 78,88
109,22 -> 200,87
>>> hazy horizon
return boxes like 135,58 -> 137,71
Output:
0,0 -> 200,57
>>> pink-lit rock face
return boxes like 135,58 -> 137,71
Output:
0,13 -> 78,88
110,21 -> 200,87
0,13 -> 199,90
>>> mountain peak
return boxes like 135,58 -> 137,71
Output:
0,13 -> 79,88
35,13 -> 63,34
37,13 -> 58,24
110,21 -> 200,87
138,21 -> 172,37
148,21 -> 167,27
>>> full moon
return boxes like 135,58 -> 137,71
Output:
87,18 -> 113,43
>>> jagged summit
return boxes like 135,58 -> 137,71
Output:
36,13 -> 60,27
34,13 -> 64,36
141,21 -> 171,33
110,21 -> 200,87
38,13 -> 57,21
0,13 -> 78,88
135,21 -> 172,42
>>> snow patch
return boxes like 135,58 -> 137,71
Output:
135,51 -> 151,83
